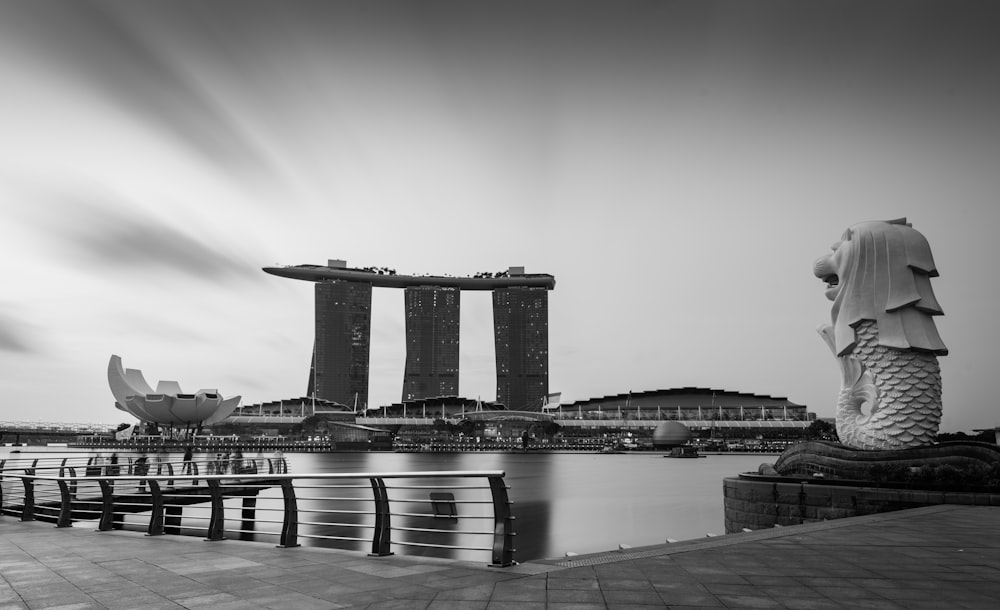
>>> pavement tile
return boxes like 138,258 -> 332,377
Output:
656,589 -> 729,607
703,582 -> 765,596
714,594 -> 785,608
20,591 -> 94,608
811,585 -> 889,601
258,592 -> 350,610
366,600 -> 431,610
757,585 -> 824,599
431,583 -> 494,601
743,575 -> 801,586
378,583 -> 439,600
779,599 -> 846,610
546,588 -> 604,604
325,589 -> 399,607
425,601 -> 488,610
600,578 -> 655,591
545,577 -> 600,590
957,602 -> 1000,610
603,588 -> 665,605
487,587 -> 545,603
424,574 -> 510,590
172,592 -> 242,607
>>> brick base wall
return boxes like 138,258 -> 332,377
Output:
723,476 -> 1000,533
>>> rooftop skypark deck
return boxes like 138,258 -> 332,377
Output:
262,261 -> 556,290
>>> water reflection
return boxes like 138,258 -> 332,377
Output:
287,452 -> 763,560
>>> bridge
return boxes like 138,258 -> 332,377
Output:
0,421 -> 117,445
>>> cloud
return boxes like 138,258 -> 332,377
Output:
0,312 -> 37,354
70,213 -> 255,283
24,184 -> 261,285
0,2 -> 282,184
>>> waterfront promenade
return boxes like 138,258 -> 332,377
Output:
2,504 -> 998,609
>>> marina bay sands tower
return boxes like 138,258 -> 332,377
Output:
263,261 -> 556,410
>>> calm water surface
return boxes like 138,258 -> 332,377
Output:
1,448 -> 767,561
285,451 -> 766,560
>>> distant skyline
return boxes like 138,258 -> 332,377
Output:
1,1 -> 999,432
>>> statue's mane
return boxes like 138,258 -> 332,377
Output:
832,218 -> 948,356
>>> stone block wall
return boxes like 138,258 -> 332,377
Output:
723,476 -> 1000,533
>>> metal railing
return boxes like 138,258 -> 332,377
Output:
0,462 -> 515,567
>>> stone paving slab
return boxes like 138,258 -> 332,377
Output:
1,504 -> 999,608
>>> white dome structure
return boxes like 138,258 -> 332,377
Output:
108,355 -> 240,426
652,421 -> 693,448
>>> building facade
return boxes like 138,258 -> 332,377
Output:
493,286 -> 549,410
312,280 -> 372,408
403,285 -> 460,401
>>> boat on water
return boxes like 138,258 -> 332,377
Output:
665,446 -> 705,458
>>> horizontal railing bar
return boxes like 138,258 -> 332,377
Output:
387,485 -> 489,490
391,512 -> 493,519
298,533 -> 369,542
228,518 -> 285,525
394,526 -> 494,535
298,508 -> 373,516
299,520 -> 374,528
390,540 -> 492,551
391,499 -> 491,505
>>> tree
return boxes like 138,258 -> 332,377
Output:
806,420 -> 838,441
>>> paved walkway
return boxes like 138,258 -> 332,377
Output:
1,504 -> 999,609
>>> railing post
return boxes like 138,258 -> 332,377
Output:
55,473 -> 73,528
146,480 -> 164,536
67,467 -> 78,500
21,469 -> 35,522
369,477 -> 393,557
487,475 -> 515,567
97,479 -> 115,531
205,479 -> 225,541
277,479 -> 299,548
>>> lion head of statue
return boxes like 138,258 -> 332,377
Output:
813,218 -> 947,357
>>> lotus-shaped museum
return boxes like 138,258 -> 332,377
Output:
108,355 -> 241,426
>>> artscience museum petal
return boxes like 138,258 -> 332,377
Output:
108,355 -> 240,426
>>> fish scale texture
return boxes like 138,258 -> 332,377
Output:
838,320 -> 942,450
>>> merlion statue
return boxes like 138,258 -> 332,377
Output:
813,218 -> 947,450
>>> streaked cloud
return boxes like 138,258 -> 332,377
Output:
0,311 -> 37,354
21,185 -> 260,285
0,1 -> 282,185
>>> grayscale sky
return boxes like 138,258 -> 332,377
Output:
1,0 -> 998,432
